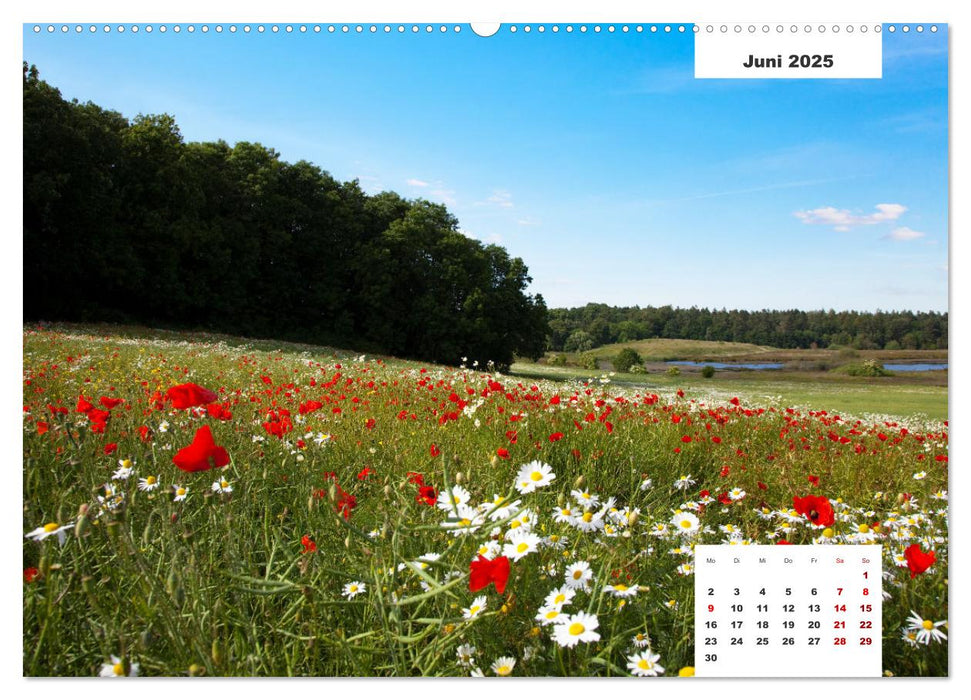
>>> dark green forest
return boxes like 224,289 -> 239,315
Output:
548,304 -> 947,352
22,64 -> 548,369
23,64 -> 946,364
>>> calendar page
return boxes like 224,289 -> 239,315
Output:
695,545 -> 883,677
20,0 -> 949,682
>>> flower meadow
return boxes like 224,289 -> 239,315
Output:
22,327 -> 948,677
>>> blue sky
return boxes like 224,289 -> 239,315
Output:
22,23 -> 949,312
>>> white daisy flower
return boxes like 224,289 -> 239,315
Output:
671,511 -> 701,536
342,581 -> 366,599
905,611 -> 947,644
673,474 -> 695,490
627,650 -> 664,677
553,612 -> 601,648
98,654 -> 139,677
571,489 -> 600,508
502,530 -> 541,562
25,521 -> 73,545
455,644 -> 477,667
137,475 -> 160,492
535,605 -> 567,626
543,586 -> 576,609
462,595 -> 487,620
490,656 -> 516,676
552,505 -> 576,524
112,459 -> 134,480
604,582 -> 638,598
437,485 -> 472,513
172,485 -> 188,502
515,461 -> 556,494
211,478 -> 233,494
564,560 -> 594,591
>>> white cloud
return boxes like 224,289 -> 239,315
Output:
406,178 -> 429,187
487,190 -> 514,208
429,187 -> 457,206
793,203 -> 907,231
884,226 -> 927,241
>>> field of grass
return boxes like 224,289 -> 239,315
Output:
586,338 -> 774,361
512,361 -> 948,424
23,325 -> 948,677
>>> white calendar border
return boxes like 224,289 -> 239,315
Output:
3,0 -> 961,697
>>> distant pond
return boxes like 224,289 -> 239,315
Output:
664,361 -> 783,370
883,363 -> 948,372
662,360 -> 948,372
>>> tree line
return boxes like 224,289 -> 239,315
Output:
23,64 -> 548,369
549,304 -> 947,352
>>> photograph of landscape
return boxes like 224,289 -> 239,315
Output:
22,19 -> 948,678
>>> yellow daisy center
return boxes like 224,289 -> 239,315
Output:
569,622 -> 585,635
858,524 -> 870,533
470,605 -> 480,615
638,659 -> 653,670
516,542 -> 529,553
220,481 -> 229,489
510,520 -> 521,529
112,662 -> 124,676
349,585 -> 358,592
121,459 -> 131,468
922,620 -> 934,630
582,512 -> 594,523
614,584 -> 628,592
554,593 -> 566,604
530,471 -> 544,481
680,520 -> 692,529
496,665 -> 511,676
822,528 -> 834,538
572,569 -> 583,580
146,476 -> 157,485
177,488 -> 186,496
679,667 -> 695,677
545,610 -> 559,620
43,522 -> 59,532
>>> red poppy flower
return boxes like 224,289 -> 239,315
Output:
36,421 -> 49,435
757,482 -> 768,491
301,535 -> 317,553
792,494 -> 835,527
76,396 -> 94,414
172,425 -> 230,472
730,397 -> 740,406
548,432 -> 564,442
469,555 -> 510,594
496,448 -> 510,459
808,474 -> 820,486
718,492 -> 732,505
416,485 -> 438,506
904,543 -> 936,579
776,539 -> 792,545
430,443 -> 440,457
103,442 -> 118,455
206,402 -> 233,420
24,567 -> 40,583
99,396 -> 124,409
137,425 -> 152,442
166,383 -> 218,410
407,471 -> 425,486
357,466 -> 373,480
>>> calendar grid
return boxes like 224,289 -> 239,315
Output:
695,545 -> 882,677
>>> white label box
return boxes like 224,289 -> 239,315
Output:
694,545 -> 882,677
